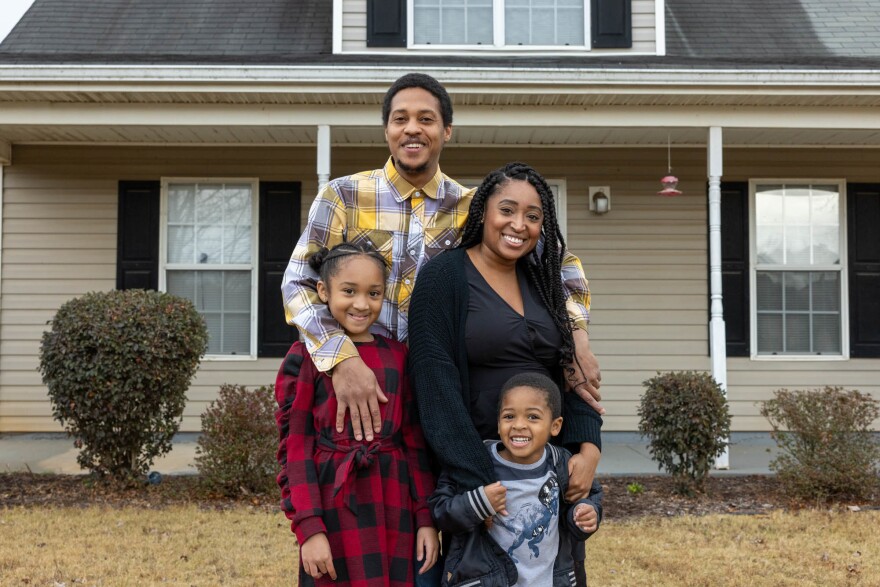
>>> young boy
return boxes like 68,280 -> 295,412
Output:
429,372 -> 603,587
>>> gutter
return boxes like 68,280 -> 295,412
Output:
1,65 -> 880,91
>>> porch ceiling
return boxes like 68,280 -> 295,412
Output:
2,124 -> 880,148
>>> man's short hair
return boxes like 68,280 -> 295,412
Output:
499,372 -> 563,420
382,73 -> 453,127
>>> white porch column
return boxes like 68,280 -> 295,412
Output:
707,126 -> 730,469
317,125 -> 331,189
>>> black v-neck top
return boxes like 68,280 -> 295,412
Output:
464,255 -> 563,440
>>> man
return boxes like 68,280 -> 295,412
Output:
282,71 -> 602,587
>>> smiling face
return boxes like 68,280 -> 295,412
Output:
316,255 -> 385,342
479,179 -> 544,266
497,385 -> 563,465
384,87 -> 452,188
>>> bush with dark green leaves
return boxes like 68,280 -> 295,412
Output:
194,384 -> 278,496
761,387 -> 880,501
39,290 -> 208,482
638,371 -> 732,495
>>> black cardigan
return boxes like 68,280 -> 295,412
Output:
409,248 -> 603,491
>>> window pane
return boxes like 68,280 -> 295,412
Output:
168,184 -> 194,222
757,313 -> 782,354
414,0 -> 492,45
505,0 -> 584,45
166,271 -> 195,300
203,313 -> 222,355
167,226 -> 194,264
756,230 -> 784,265
784,187 -> 810,225
813,226 -> 840,265
224,226 -> 252,264
224,271 -> 251,312
196,225 -> 223,265
785,226 -> 811,265
783,272 -> 809,311
223,314 -> 251,355
784,314 -> 810,353
198,272 -> 223,312
755,185 -> 783,225
813,314 -> 841,354
756,272 -> 782,311
812,272 -> 839,311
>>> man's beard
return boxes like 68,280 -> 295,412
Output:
396,158 -> 429,176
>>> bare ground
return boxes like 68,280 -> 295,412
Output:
3,472 -> 878,519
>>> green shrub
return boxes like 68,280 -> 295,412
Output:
638,371 -> 732,495
39,290 -> 208,482
761,387 -> 880,501
194,384 -> 278,496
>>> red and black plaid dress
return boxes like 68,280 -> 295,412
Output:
275,335 -> 435,587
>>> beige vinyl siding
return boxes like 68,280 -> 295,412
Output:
340,0 -> 657,53
2,145 -> 879,433
0,145 -> 320,432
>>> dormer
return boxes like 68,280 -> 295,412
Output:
333,0 -> 664,55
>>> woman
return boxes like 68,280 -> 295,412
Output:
409,162 -> 602,587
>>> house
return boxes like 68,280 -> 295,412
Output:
0,0 -> 878,443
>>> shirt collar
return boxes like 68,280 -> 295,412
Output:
384,157 -> 443,202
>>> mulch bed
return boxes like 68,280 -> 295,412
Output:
4,472 -> 877,520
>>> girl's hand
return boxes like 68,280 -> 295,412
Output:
416,526 -> 440,574
573,503 -> 598,533
300,533 -> 337,581
484,481 -> 508,516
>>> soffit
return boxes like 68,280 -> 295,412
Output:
3,125 -> 880,147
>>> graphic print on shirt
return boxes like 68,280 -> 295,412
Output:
496,476 -> 560,563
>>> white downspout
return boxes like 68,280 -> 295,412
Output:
317,125 -> 331,190
707,126 -> 730,469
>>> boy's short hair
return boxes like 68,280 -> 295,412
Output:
499,372 -> 563,420
381,72 -> 454,127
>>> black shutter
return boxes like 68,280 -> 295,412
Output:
718,182 -> 750,357
367,0 -> 406,48
116,181 -> 159,290
591,0 -> 632,48
847,183 -> 880,358
258,182 -> 301,358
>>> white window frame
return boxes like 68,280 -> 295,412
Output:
407,0 -> 592,51
159,177 -> 260,361
748,179 -> 849,361
461,177 -> 567,240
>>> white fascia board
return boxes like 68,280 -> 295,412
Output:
1,65 -> 880,90
4,102 -> 880,130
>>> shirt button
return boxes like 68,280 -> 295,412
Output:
409,249 -> 415,256
405,279 -> 411,285
445,240 -> 451,245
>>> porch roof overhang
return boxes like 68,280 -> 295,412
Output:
2,65 -> 880,148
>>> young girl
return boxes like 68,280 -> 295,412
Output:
275,242 -> 439,587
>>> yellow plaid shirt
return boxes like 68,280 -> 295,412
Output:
282,158 -> 590,372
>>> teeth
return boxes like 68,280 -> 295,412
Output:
503,235 -> 524,245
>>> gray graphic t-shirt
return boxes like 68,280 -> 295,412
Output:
487,443 -> 560,587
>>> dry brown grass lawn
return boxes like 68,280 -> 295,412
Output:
0,507 -> 877,586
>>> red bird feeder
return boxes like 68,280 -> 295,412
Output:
658,136 -> 683,196
658,174 -> 682,197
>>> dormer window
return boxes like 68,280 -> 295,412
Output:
365,0 -> 632,51
413,0 -> 586,48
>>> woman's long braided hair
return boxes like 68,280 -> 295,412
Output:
459,162 -> 576,375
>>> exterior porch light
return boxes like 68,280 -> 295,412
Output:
589,186 -> 610,214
